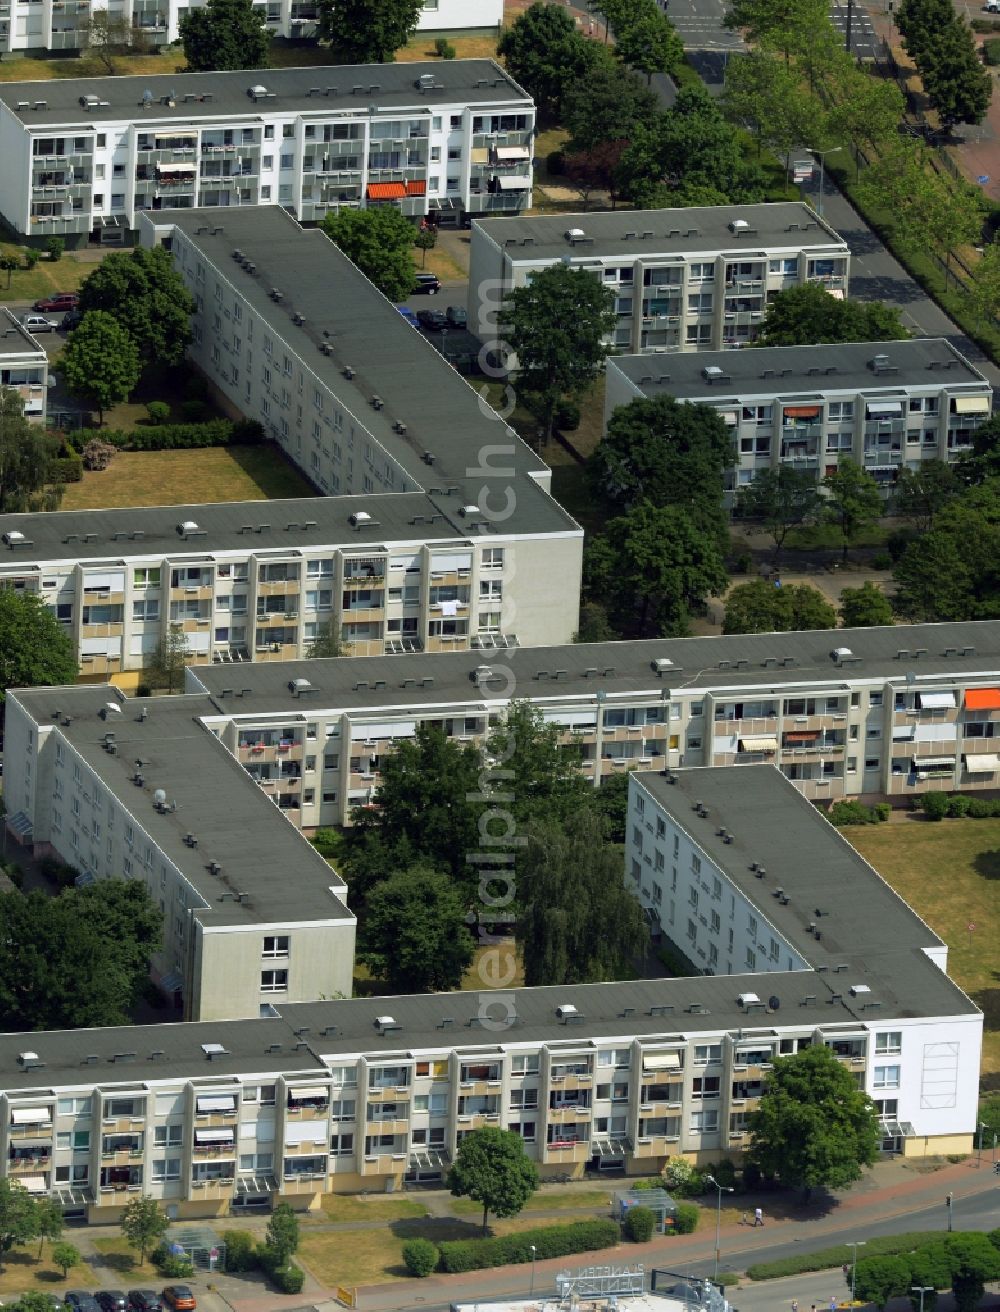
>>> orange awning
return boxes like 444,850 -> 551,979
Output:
406,179 -> 426,196
367,182 -> 405,199
785,729 -> 820,742
965,687 -> 1000,710
783,406 -> 821,418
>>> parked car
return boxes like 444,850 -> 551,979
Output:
412,272 -> 441,295
417,308 -> 448,331
127,1292 -> 163,1312
161,1289 -> 196,1312
61,309 -> 83,331
32,292 -> 79,313
445,305 -> 467,328
65,1295 -> 101,1312
21,314 -> 58,333
396,305 -> 419,327
96,1292 -> 129,1312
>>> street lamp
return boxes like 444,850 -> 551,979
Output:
912,1286 -> 934,1312
849,1240 -> 866,1301
704,1173 -> 734,1281
529,1243 -> 537,1295
803,146 -> 843,219
977,1121 -> 987,1166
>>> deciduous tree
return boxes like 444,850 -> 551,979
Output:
0,387 -> 62,513
485,701 -> 592,828
756,282 -> 907,346
563,62 -> 659,155
500,263 -> 616,444
724,0 -> 830,59
735,466 -> 821,563
361,866 -> 474,992
746,1044 -> 880,1192
839,581 -> 894,628
0,589 -> 76,701
120,1197 -> 168,1265
892,460 -> 959,530
0,1181 -> 40,1270
613,8 -> 683,82
822,458 -> 884,561
723,579 -> 837,634
77,246 -> 195,367
448,1127 -> 539,1235
59,313 -> 140,425
51,1243 -> 80,1279
498,4 -> 613,121
264,1202 -> 299,1266
180,0 -> 270,70
853,1255 -> 912,1309
81,10 -> 150,72
148,622 -> 189,693
322,206 -> 417,303
317,0 -> 422,63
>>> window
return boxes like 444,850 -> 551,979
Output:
690,1109 -> 719,1133
57,1097 -> 91,1118
151,1159 -> 181,1182
260,969 -> 288,993
512,1053 -> 539,1075
154,1124 -> 183,1147
694,1044 -> 721,1065
56,1129 -> 90,1151
262,935 -> 289,958
873,1065 -> 900,1089
875,1031 -> 902,1055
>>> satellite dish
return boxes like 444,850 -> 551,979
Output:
768,995 -> 781,1011
153,788 -> 167,806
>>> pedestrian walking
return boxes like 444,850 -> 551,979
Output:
753,1206 -> 764,1227
792,1301 -> 799,1312
830,1297 -> 838,1311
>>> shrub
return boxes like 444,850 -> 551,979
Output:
747,1232 -> 948,1281
40,854 -> 77,888
180,397 -> 209,422
270,1262 -> 305,1294
733,549 -> 753,574
68,418 -> 262,453
434,36 -> 457,57
967,797 -> 996,818
920,792 -> 950,821
23,248 -> 40,270
624,1206 -> 656,1243
984,37 -> 1000,62
46,236 -> 64,262
82,438 -> 116,470
947,794 -> 972,817
151,1247 -> 194,1278
51,453 -> 83,484
547,150 -> 566,175
742,1162 -> 762,1190
663,1158 -> 696,1193
717,1272 -> 740,1288
223,1230 -> 258,1273
402,1238 -> 439,1277
873,802 -> 891,822
972,16 -> 1000,30
437,1220 -> 619,1273
871,550 -> 893,570
673,1203 -> 699,1234
829,800 -> 885,826
705,1159 -> 738,1189
553,398 -> 581,431
146,400 -> 171,425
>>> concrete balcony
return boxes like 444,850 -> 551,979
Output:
631,1135 -> 680,1158
367,1084 -> 412,1101
189,1177 -> 235,1198
280,1171 -> 327,1193
548,1105 -> 592,1124
359,1154 -> 406,1178
548,1073 -> 593,1091
8,1151 -> 52,1170
457,1079 -> 502,1097
542,1139 -> 589,1164
257,579 -> 300,596
285,1103 -> 330,1121
364,1118 -> 411,1136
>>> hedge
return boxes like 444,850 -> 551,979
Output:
402,1238 -> 438,1277
624,1206 -> 656,1243
674,1202 -> 699,1234
270,1262 -> 304,1294
223,1230 -> 258,1273
52,453 -> 83,484
66,418 -> 264,453
747,1231 -> 946,1280
920,792 -> 1000,820
829,800 -> 890,826
437,1219 -> 619,1273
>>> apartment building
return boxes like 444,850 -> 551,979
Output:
0,0 -> 500,54
182,621 -> 1000,827
605,340 -> 994,495
468,204 -> 850,353
4,683 -> 356,1022
0,760 -> 979,1224
0,308 -> 49,424
0,61 -> 533,243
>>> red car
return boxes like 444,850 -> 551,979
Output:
32,292 -> 79,312
161,1289 -> 196,1312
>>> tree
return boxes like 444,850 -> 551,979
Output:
361,866 -> 475,992
724,0 -> 830,60
34,1199 -> 62,1259
485,702 -> 592,829
563,62 -> 659,155
50,1243 -> 80,1279
76,880 -> 163,999
120,1197 -> 168,1265
591,394 -> 735,546
584,503 -> 728,637
264,1202 -> 299,1266
892,525 -> 978,622
0,387 -> 62,513
497,3 -> 613,121
0,1180 -> 40,1270
77,247 -> 195,368
307,620 -> 347,657
81,9 -> 150,72
591,770 -> 632,843
575,600 -> 615,643
723,579 -> 837,634
613,9 -> 683,82
897,0 -> 990,127
46,237 -> 64,263
892,460 -> 959,530
500,263 -> 616,444
944,1233 -> 1000,1312
148,622 -> 189,693
746,1044 -> 880,1192
724,50 -> 824,162
825,61 -> 906,167
59,312 -> 140,425
520,809 -> 647,986
317,0 -> 422,63
822,459 -> 884,561
563,142 -> 630,210
10,1294 -> 63,1312
756,282 -> 908,346
839,581 -> 894,628
413,225 -> 437,269
853,1255 -> 912,1309
735,466 -> 821,563
968,237 -> 1000,329
179,0 -> 270,70
448,1127 -> 539,1235
0,590 -> 76,702
322,207 -> 417,303
957,413 -> 1000,484
0,254 -> 16,290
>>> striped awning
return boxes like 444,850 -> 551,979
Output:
952,395 -> 989,414
406,180 -> 426,196
367,182 -> 405,199
739,736 -> 777,752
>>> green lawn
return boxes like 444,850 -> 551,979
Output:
59,445 -> 316,509
0,1245 -> 100,1292
88,1238 -> 158,1281
314,1195 -> 427,1224
846,818 -> 1000,1089
0,244 -> 95,301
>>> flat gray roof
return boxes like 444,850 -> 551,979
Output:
474,203 -> 848,261
10,685 -> 353,930
610,339 -> 991,400
0,309 -> 47,359
187,621 -> 1000,715
0,59 -> 529,127
636,766 -> 974,1025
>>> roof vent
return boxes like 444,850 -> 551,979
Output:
556,1004 -> 579,1020
849,984 -> 872,997
651,657 -> 674,674
458,505 -> 481,518
869,353 -> 891,371
349,510 -> 371,527
472,664 -> 495,686
565,227 -> 585,242
288,677 -> 313,696
729,218 -> 750,233
17,1051 -> 39,1066
375,1014 -> 401,1034
176,519 -> 200,537
737,992 -> 761,1008
200,1042 -> 228,1059
701,365 -> 724,382
2,530 -> 25,546
831,646 -> 854,662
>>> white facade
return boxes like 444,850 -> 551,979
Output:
0,61 -> 533,243
0,309 -> 49,423
469,204 -> 850,354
